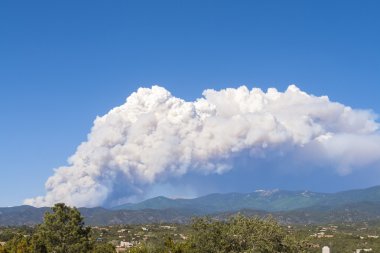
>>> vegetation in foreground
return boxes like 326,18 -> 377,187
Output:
0,203 -> 310,253
1,203 -> 380,252
128,215 -> 309,253
0,203 -> 114,253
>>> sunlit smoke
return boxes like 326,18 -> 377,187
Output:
24,85 -> 380,207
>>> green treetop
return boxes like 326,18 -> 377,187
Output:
33,203 -> 92,253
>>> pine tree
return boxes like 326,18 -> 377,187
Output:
34,203 -> 92,253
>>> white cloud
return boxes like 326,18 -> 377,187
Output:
24,85 -> 380,207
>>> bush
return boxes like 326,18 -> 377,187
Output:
188,215 -> 309,253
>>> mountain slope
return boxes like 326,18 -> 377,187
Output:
0,206 -> 49,226
3,202 -> 380,226
3,186 -> 380,226
113,190 -> 328,212
113,185 -> 380,213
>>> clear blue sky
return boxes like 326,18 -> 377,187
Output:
0,0 -> 379,206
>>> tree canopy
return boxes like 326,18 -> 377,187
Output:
188,215 -> 309,253
129,215 -> 309,253
1,204 -> 308,253
33,203 -> 92,253
2,203 -> 115,253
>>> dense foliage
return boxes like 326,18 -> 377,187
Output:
33,203 -> 92,253
190,215 -> 308,253
2,209 -> 380,252
0,203 -> 115,253
128,215 -> 309,253
4,204 -> 377,252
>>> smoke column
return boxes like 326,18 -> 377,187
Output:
24,85 -> 380,207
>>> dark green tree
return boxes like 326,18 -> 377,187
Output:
3,234 -> 31,253
29,234 -> 48,253
188,215 -> 309,253
128,245 -> 149,253
163,236 -> 189,253
34,203 -> 92,253
92,243 -> 116,253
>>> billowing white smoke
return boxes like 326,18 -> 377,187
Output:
24,85 -> 380,207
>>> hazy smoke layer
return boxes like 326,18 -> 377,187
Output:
24,85 -> 380,207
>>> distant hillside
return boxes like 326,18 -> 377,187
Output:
112,190 -> 327,212
0,206 -> 49,226
113,185 -> 380,213
80,207 -> 201,226
3,202 -> 380,226
2,186 -> 380,226
0,206 -> 201,226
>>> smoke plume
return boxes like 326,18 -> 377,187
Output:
24,85 -> 380,207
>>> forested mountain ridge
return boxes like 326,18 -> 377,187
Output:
113,185 -> 380,212
2,186 -> 380,226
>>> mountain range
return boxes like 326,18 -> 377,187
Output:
2,185 -> 380,226
113,185 -> 380,213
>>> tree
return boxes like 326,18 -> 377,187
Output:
92,243 -> 116,253
29,234 -> 48,253
128,245 -> 149,253
128,236 -> 190,253
1,204 -> 115,253
188,215 -> 309,253
34,203 -> 92,253
127,215 -> 307,253
3,234 -> 31,253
